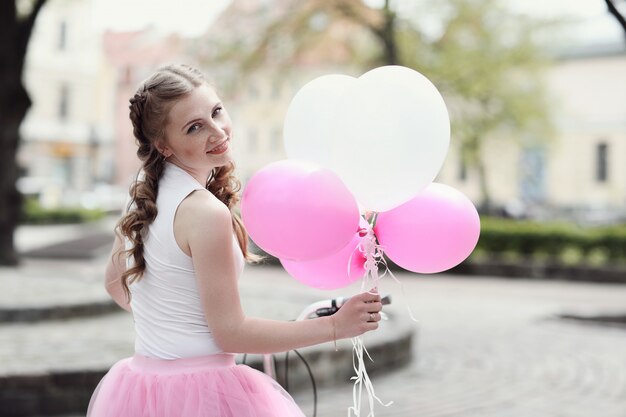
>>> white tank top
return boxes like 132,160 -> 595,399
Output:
129,162 -> 245,359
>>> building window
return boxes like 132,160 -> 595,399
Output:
123,66 -> 133,84
58,21 -> 67,50
458,157 -> 467,181
270,127 -> 282,151
248,83 -> 259,100
248,129 -> 258,151
519,147 -> 545,203
58,84 -> 69,121
271,79 -> 281,100
596,142 -> 608,182
309,11 -> 329,31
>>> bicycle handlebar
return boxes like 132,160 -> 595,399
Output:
296,294 -> 391,321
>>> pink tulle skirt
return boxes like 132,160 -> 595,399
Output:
87,353 -> 306,417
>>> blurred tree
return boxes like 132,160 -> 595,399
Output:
197,0 -> 395,93
208,0 -> 553,212
0,0 -> 48,265
604,0 -> 626,40
418,0 -> 553,212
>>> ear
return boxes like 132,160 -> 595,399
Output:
155,141 -> 172,158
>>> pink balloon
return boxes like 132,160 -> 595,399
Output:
374,183 -> 480,274
280,219 -> 369,290
241,160 -> 360,261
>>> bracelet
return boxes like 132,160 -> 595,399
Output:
330,315 -> 338,351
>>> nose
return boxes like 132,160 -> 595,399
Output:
208,129 -> 227,143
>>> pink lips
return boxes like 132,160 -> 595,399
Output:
207,139 -> 229,155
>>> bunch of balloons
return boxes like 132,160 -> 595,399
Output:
241,66 -> 480,290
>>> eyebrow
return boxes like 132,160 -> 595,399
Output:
181,118 -> 202,133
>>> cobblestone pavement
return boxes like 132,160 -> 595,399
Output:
1,257 -> 413,378
0,258 -> 333,376
3,221 -> 626,417
293,276 -> 626,417
36,270 -> 626,417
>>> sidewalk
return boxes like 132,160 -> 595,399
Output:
1,220 -> 414,416
3,220 -> 626,417
294,274 -> 626,417
0,257 -> 413,376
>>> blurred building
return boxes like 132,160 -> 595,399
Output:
195,0 -> 375,183
103,29 -> 185,188
19,0 -> 116,208
19,0 -> 186,211
199,0 -> 626,223
437,41 -> 626,222
545,42 -> 626,220
18,0 -> 626,222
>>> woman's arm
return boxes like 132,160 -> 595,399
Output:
179,191 -> 382,354
104,235 -> 132,312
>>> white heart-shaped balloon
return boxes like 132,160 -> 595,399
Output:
283,74 -> 357,168
330,66 -> 450,212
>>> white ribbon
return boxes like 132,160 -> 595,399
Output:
348,221 -> 392,417
346,215 -> 419,416
348,336 -> 392,417
355,217 -> 419,322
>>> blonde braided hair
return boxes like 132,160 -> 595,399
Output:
117,64 -> 253,301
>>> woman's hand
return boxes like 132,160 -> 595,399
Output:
332,290 -> 383,339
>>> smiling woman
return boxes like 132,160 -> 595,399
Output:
157,84 -> 233,182
86,64 -> 384,417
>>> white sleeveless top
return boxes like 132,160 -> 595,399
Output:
129,162 -> 245,359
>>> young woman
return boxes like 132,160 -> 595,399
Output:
88,64 -> 383,417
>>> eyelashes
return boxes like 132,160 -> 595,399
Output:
186,107 -> 225,135
187,123 -> 202,134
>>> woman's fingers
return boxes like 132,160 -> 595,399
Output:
334,290 -> 385,338
365,301 -> 383,313
365,288 -> 381,302
366,312 -> 381,322
356,290 -> 381,303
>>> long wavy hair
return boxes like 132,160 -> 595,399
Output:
116,64 -> 253,301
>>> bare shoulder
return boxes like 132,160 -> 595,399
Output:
179,189 -> 229,217
176,190 -> 232,251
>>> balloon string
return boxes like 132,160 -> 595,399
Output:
359,225 -> 382,291
375,251 -> 420,323
355,222 -> 419,323
348,336 -> 393,417
346,217 -> 419,415
347,224 -> 393,417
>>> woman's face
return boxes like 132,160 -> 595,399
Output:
161,84 -> 233,181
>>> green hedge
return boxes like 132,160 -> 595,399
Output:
477,217 -> 626,265
20,198 -> 106,225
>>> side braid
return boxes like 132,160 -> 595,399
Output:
114,64 -> 260,302
116,88 -> 166,301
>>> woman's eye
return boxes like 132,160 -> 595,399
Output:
212,106 -> 223,118
187,123 -> 202,134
